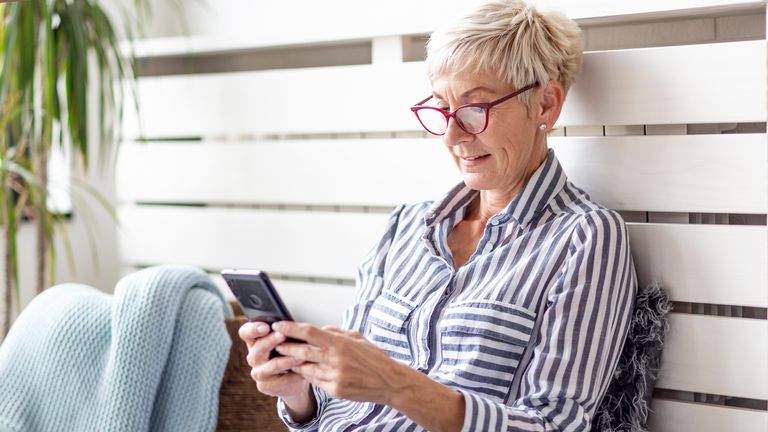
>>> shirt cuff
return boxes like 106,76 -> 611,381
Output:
458,389 -> 508,432
277,385 -> 327,431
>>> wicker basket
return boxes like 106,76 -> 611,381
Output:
216,302 -> 286,431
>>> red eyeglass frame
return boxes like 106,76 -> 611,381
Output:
410,82 -> 539,136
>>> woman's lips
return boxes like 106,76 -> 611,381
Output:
460,154 -> 490,167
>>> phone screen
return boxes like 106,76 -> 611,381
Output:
223,271 -> 294,323
222,270 -> 303,359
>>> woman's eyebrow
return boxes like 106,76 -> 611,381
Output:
432,86 -> 497,101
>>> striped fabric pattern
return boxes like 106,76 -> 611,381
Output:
278,148 -> 638,431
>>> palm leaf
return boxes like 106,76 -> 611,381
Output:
68,186 -> 103,277
70,177 -> 119,225
4,191 -> 20,310
52,212 -> 77,282
0,0 -> 157,333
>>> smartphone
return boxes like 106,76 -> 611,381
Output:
221,269 -> 301,358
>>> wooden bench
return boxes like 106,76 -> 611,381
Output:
119,1 -> 768,429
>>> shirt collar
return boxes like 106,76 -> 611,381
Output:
423,148 -> 567,229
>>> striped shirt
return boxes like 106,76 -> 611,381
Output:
278,148 -> 638,431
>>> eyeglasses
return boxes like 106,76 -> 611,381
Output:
410,82 -> 538,136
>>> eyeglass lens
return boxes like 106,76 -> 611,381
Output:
416,105 -> 487,135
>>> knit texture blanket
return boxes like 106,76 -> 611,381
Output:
0,265 -> 233,432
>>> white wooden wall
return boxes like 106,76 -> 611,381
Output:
118,1 -> 768,429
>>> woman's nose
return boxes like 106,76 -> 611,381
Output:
442,116 -> 474,147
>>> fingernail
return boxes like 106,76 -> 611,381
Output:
256,323 -> 269,334
272,322 -> 284,332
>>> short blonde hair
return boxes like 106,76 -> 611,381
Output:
425,0 -> 583,112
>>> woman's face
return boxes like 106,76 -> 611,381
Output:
430,70 -> 546,195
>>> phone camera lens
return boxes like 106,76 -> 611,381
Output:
248,294 -> 264,308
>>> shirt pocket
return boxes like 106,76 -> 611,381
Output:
436,300 -> 537,403
366,291 -> 418,363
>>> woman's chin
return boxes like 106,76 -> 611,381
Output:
460,174 -> 496,191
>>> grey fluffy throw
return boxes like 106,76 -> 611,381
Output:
593,281 -> 671,432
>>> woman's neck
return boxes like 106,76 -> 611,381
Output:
465,145 -> 548,225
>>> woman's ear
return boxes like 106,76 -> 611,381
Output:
538,80 -> 565,128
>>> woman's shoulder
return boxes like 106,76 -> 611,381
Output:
553,181 -> 628,226
541,182 -> 631,249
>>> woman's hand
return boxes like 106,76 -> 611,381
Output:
238,321 -> 317,421
271,322 -> 408,405
273,321 -> 466,431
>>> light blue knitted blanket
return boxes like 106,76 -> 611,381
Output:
0,265 -> 233,432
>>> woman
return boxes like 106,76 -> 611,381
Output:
239,1 -> 637,430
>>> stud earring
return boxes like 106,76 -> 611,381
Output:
538,123 -> 547,131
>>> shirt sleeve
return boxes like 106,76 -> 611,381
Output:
277,203 -> 406,430
277,385 -> 329,431
459,209 -> 638,432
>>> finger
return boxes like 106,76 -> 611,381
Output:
254,370 -> 306,397
238,321 -> 272,347
291,362 -> 335,382
276,342 -> 326,363
323,326 -> 363,340
247,331 -> 286,367
272,321 -> 334,347
347,330 -> 366,340
254,355 -> 305,381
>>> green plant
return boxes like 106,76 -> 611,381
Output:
0,0 -> 149,337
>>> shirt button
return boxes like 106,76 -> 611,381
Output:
490,219 -> 499,226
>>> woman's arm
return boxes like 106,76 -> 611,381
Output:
456,210 -> 637,431
274,323 -> 465,432
387,366 -> 466,432
281,384 -> 317,424
278,209 -> 637,432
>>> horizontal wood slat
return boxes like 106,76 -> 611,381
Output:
551,134 -> 767,214
122,41 -> 766,138
122,62 -> 429,138
116,139 -> 458,207
117,206 -> 391,280
657,314 -> 768,399
119,207 -> 766,308
129,0 -> 763,57
648,399 -> 768,432
628,223 -> 767,307
118,133 -> 767,213
560,40 -> 766,126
